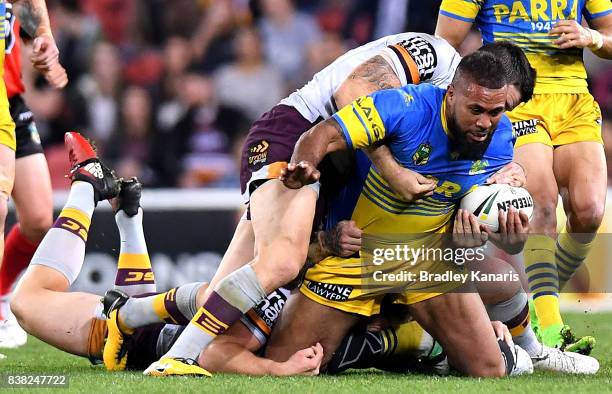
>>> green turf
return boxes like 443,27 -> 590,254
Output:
1,313 -> 611,393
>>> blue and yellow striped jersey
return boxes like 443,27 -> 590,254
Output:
439,0 -> 612,94
327,83 -> 514,234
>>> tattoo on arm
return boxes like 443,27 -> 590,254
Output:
15,0 -> 49,37
321,226 -> 342,256
348,55 -> 402,91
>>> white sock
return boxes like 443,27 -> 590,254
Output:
514,325 -> 542,357
114,208 -> 156,296
29,182 -> 95,284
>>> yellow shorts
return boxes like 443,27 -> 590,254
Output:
0,98 -> 14,151
509,93 -> 602,148
300,254 -> 465,317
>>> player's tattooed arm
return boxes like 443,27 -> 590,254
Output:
308,221 -> 362,262
14,0 -> 68,88
280,118 -> 348,189
334,55 -> 402,109
14,0 -> 50,38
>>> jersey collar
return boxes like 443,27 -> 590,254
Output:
440,94 -> 451,137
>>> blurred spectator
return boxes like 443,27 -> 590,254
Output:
81,0 -> 135,46
191,0 -> 251,73
153,72 -> 250,187
343,0 -> 441,45
305,32 -> 347,79
107,86 -> 155,184
258,0 -> 322,88
75,42 -> 123,150
51,0 -> 101,83
214,27 -> 284,122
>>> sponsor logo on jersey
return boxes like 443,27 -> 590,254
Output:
512,119 -> 538,138
248,140 -> 269,167
469,159 -> 489,175
253,289 -> 288,328
354,96 -> 384,140
306,280 -> 353,302
491,1 -> 578,24
412,143 -> 432,166
398,36 -> 438,81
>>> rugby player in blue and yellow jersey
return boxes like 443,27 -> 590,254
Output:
437,0 -> 612,352
272,51 -> 528,377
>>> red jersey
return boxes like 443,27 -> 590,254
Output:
4,4 -> 24,98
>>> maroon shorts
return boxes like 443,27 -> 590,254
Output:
240,104 -> 317,203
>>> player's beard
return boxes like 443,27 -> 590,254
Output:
447,113 -> 494,161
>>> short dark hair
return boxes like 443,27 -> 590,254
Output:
478,41 -> 536,104
452,50 -> 508,90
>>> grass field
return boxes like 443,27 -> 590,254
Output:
1,312 -> 611,393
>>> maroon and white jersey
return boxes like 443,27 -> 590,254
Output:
280,32 -> 461,123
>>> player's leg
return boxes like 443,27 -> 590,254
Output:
326,311 -> 447,375
0,105 -> 53,324
204,217 -> 254,294
514,142 -> 565,345
0,145 -> 15,310
145,105 -> 319,373
0,145 -> 15,349
152,181 -> 318,370
0,153 -> 52,348
265,291 -> 359,366
111,178 -> 156,297
553,141 -> 606,286
104,281 -> 208,372
408,290 -> 508,377
10,132 -> 119,355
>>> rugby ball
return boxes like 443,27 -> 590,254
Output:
459,184 -> 534,232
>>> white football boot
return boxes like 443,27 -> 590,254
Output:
532,344 -> 599,374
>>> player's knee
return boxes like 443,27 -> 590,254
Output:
464,354 -> 505,377
9,294 -> 32,331
532,197 -> 558,232
19,212 -> 52,242
255,245 -> 306,285
570,198 -> 605,233
0,195 -> 8,229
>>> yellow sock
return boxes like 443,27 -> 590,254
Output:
56,207 -> 91,242
556,228 -> 593,289
115,253 -> 155,295
534,295 -> 563,329
524,235 -> 562,329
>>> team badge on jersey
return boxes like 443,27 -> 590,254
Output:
469,159 -> 489,175
412,143 -> 432,166
512,119 -> 539,138
248,140 -> 269,168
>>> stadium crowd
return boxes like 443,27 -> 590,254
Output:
25,0 -> 609,189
